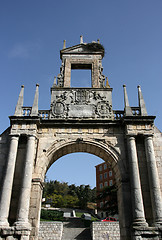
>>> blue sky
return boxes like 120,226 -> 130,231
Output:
0,1 -> 162,187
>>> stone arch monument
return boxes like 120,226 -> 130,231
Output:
0,37 -> 162,239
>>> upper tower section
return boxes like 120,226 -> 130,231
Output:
50,37 -> 113,119
11,37 -> 152,124
56,36 -> 105,88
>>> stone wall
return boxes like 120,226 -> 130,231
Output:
0,123 -> 162,240
153,127 -> 162,189
0,128 -> 10,196
91,221 -> 120,240
38,221 -> 63,240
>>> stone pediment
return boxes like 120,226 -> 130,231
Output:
60,42 -> 105,58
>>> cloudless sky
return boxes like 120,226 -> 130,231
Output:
0,1 -> 162,187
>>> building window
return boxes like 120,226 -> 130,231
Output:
99,165 -> 102,171
109,171 -> 112,177
104,172 -> 107,179
100,174 -> 102,181
104,163 -> 107,170
100,202 -> 103,208
109,180 -> 113,186
100,183 -> 103,189
104,181 -> 108,187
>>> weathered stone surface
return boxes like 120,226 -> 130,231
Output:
0,40 -> 162,240
38,222 -> 63,240
91,222 -> 120,240
50,88 -> 113,119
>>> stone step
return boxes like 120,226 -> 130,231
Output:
62,218 -> 92,240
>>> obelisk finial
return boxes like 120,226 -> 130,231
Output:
52,76 -> 57,88
137,85 -> 148,116
80,35 -> 83,44
123,85 -> 133,116
31,84 -> 39,116
106,77 -> 110,88
63,40 -> 66,49
14,85 -> 24,116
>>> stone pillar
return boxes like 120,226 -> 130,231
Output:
144,135 -> 162,225
0,135 -> 19,227
64,59 -> 71,87
15,135 -> 36,229
29,179 -> 43,239
127,135 -> 148,226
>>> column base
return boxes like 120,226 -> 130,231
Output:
14,221 -> 31,231
153,221 -> 162,227
132,225 -> 160,240
132,219 -> 148,227
0,219 -> 9,228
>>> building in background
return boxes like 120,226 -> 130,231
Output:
95,162 -> 116,218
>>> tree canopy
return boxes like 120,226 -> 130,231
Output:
43,179 -> 96,209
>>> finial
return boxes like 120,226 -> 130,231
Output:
97,39 -> 100,44
123,85 -> 133,116
14,85 -> 24,116
106,77 -> 110,88
52,76 -> 57,87
63,40 -> 66,49
31,84 -> 39,116
137,85 -> 147,116
80,35 -> 83,44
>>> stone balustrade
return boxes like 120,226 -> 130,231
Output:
39,110 -> 50,119
22,107 -> 32,116
113,110 -> 124,119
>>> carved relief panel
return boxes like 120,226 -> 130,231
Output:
50,88 -> 113,119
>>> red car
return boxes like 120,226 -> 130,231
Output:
101,217 -> 117,222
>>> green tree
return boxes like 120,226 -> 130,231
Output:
64,195 -> 79,208
43,179 -> 96,210
76,185 -> 92,209
50,194 -> 65,207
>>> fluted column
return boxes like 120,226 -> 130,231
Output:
144,135 -> 162,225
15,135 -> 36,229
0,135 -> 19,227
127,135 -> 148,226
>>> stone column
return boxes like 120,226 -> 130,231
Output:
15,135 -> 36,229
127,135 -> 148,226
0,135 -> 19,227
144,135 -> 162,225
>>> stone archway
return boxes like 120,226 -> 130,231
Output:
30,138 -> 130,240
0,39 -> 162,240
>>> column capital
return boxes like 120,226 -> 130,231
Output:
27,134 -> 37,140
126,134 -> 136,140
9,134 -> 20,139
144,134 -> 154,139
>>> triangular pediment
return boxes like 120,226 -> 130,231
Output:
60,43 -> 105,58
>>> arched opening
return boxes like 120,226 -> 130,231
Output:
46,152 -> 103,187
31,139 -> 125,239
